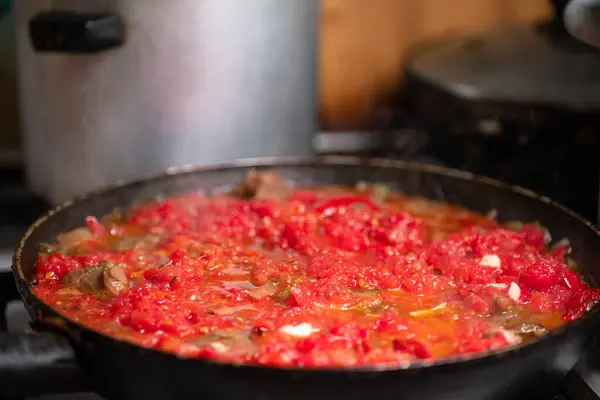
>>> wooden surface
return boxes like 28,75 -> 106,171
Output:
319,0 -> 553,129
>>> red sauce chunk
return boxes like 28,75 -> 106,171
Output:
32,172 -> 599,368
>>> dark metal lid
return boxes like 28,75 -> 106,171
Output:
396,5 -> 600,222
565,0 -> 600,49
407,22 -> 600,112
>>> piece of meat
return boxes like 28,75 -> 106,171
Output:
62,260 -> 129,297
103,261 -> 129,296
62,264 -> 105,293
234,170 -> 292,199
111,234 -> 161,252
57,228 -> 94,251
190,330 -> 257,356
509,323 -> 547,338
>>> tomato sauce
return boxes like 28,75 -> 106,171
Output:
32,174 -> 599,368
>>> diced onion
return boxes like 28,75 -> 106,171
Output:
480,254 -> 501,268
508,282 -> 521,302
552,238 -> 571,250
486,209 -> 498,220
210,342 -> 230,353
212,306 -> 236,316
499,329 -> 522,345
248,283 -> 278,300
279,323 -> 319,338
486,283 -> 508,289
409,302 -> 448,317
488,328 -> 522,345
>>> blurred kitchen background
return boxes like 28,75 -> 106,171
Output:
2,0 -> 553,149
1,0 -> 572,212
0,0 -> 593,228
0,0 -> 17,167
319,0 -> 551,129
7,2 -> 600,399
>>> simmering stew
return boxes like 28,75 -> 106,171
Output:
32,171 -> 599,367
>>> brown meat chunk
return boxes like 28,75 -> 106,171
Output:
103,262 -> 129,296
111,234 -> 161,252
234,170 -> 292,200
62,260 -> 129,297
57,228 -> 94,251
62,264 -> 105,293
191,330 -> 257,356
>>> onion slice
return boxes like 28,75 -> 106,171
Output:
279,323 -> 320,337
248,282 -> 279,300
508,283 -> 521,302
409,302 -> 447,317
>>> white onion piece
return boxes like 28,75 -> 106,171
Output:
488,328 -> 522,345
479,254 -> 501,268
409,302 -> 448,317
508,282 -> 521,302
486,209 -> 498,220
248,283 -> 278,300
552,237 -> 571,249
486,283 -> 508,289
279,323 -> 320,338
210,342 -> 230,353
212,306 -> 236,316
499,329 -> 522,345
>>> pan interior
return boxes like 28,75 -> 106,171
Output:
14,157 -> 600,371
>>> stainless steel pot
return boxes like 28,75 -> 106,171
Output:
14,0 -> 319,204
565,0 -> 600,48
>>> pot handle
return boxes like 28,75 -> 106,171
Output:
0,271 -> 89,398
29,11 -> 125,53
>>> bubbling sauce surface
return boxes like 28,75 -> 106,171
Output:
32,172 -> 599,367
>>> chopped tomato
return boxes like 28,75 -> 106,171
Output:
32,176 -> 598,368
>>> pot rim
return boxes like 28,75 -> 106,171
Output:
13,155 -> 600,375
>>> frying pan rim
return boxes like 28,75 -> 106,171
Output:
12,155 -> 600,376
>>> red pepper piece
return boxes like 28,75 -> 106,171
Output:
85,216 -> 107,237
520,260 -> 560,290
289,190 -> 319,205
314,197 -> 380,216
393,338 -> 432,359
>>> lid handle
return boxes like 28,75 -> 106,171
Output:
29,11 -> 125,53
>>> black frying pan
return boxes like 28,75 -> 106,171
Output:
1,156 -> 600,400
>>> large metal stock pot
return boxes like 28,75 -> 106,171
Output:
14,0 -> 319,204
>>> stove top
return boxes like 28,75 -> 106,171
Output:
1,163 -> 599,400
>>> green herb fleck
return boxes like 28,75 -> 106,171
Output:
566,257 -> 580,272
39,242 -> 57,255
274,288 -> 291,301
371,183 -> 390,204
504,220 -> 524,231
355,181 -> 369,192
